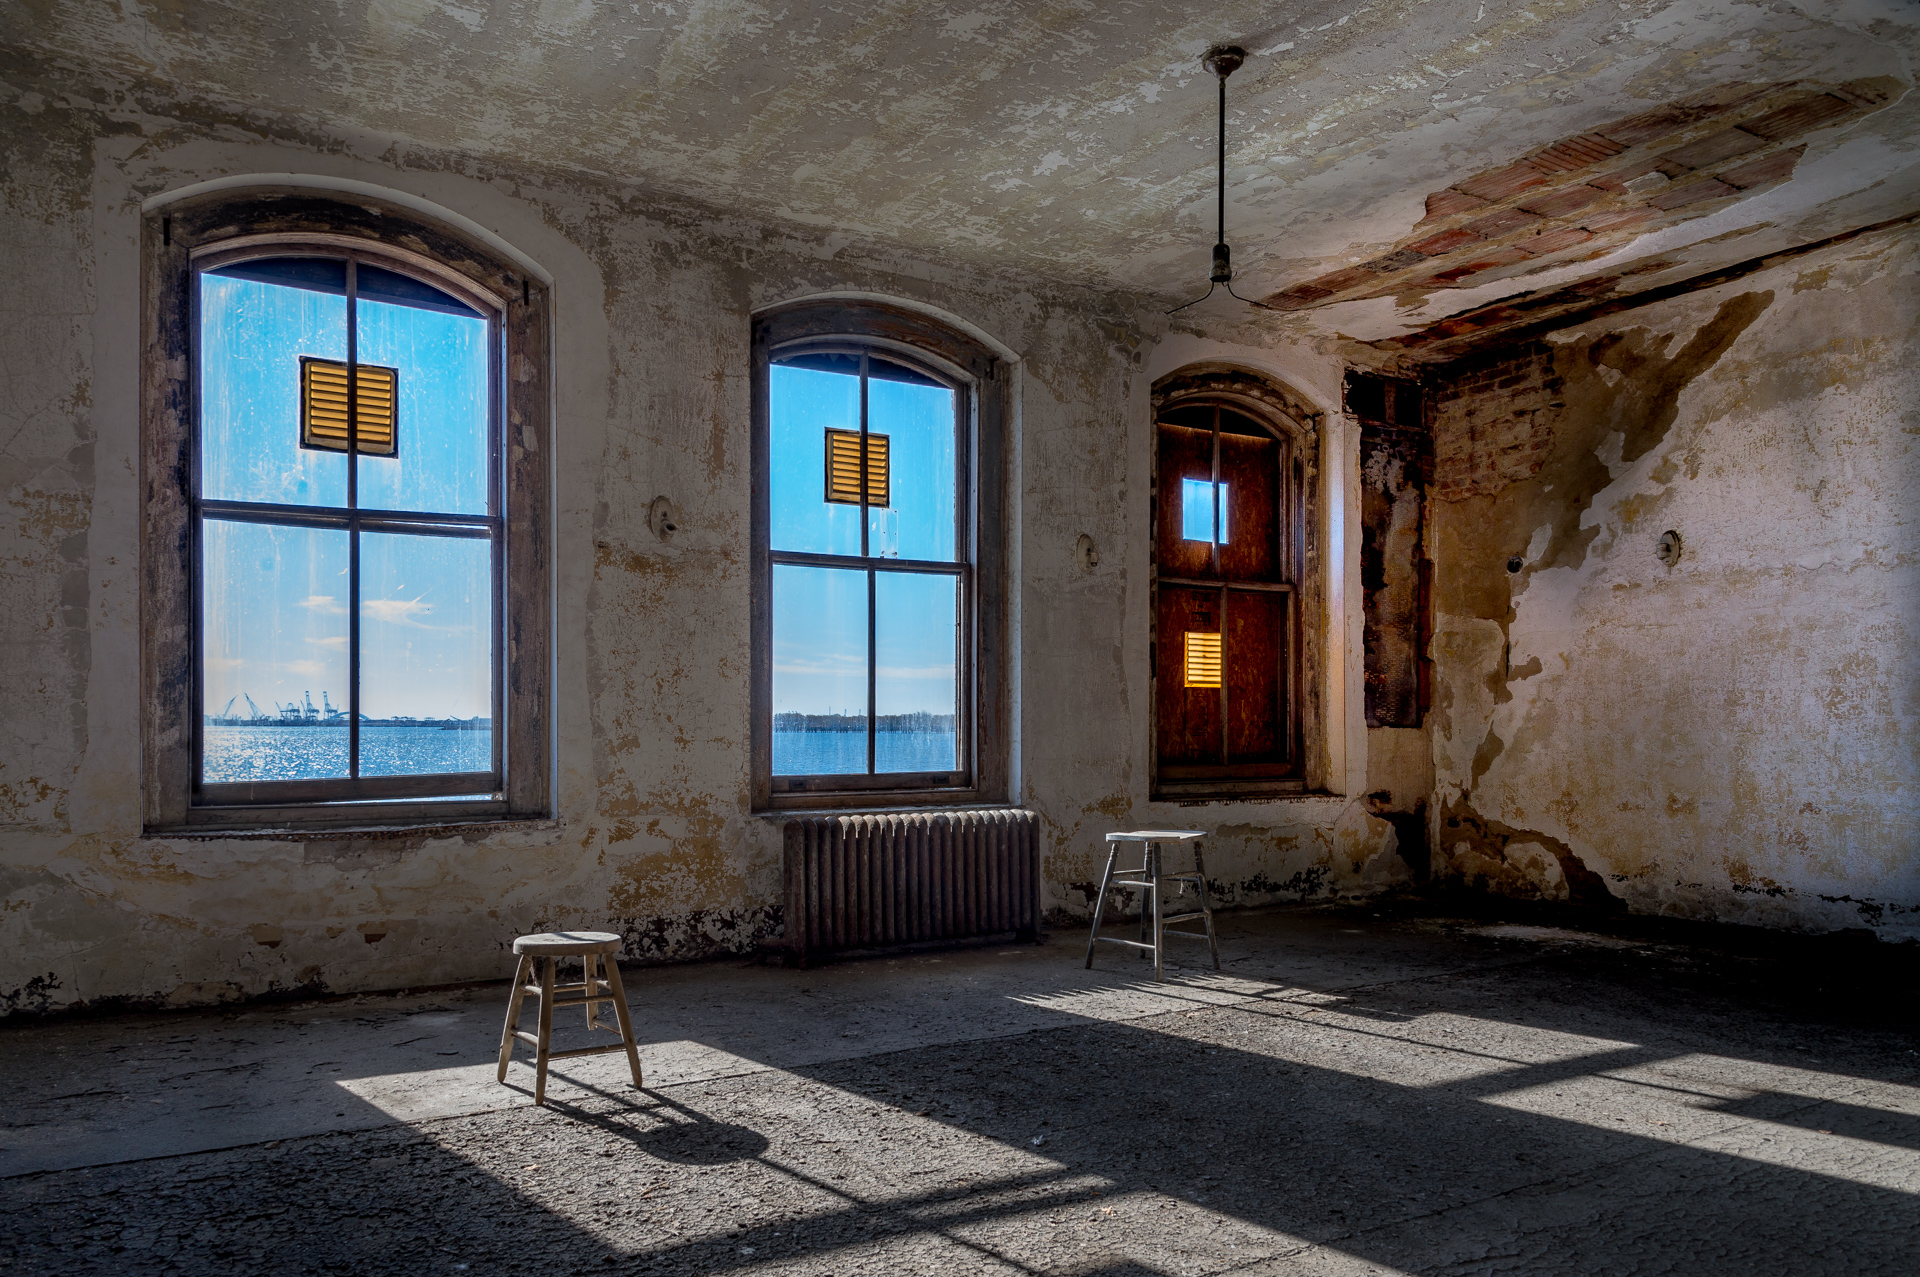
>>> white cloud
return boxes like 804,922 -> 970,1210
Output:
772,654 -> 865,676
298,594 -> 345,615
361,596 -> 434,626
876,665 -> 956,681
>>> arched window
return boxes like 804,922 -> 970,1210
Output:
142,191 -> 551,829
751,301 -> 1009,809
1151,366 -> 1323,798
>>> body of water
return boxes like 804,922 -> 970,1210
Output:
206,725 -> 949,783
773,729 -> 956,777
204,724 -> 491,782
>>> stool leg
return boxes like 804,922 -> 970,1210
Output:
585,954 -> 605,1032
1083,846 -> 1119,969
534,955 -> 556,1106
1137,846 -> 1152,961
496,953 -> 532,1082
1151,847 -> 1165,983
1193,840 -> 1221,971
601,955 -> 645,1089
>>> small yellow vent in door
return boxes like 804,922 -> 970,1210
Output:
300,357 -> 399,456
1184,631 -> 1222,688
824,429 -> 890,507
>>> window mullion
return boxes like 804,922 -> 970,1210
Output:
346,257 -> 360,781
860,354 -> 876,775
1211,407 -> 1225,766
1210,407 -> 1221,570
1219,584 -> 1230,766
866,566 -> 878,776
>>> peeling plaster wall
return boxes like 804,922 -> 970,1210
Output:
0,94 -> 1399,1016
1427,229 -> 1920,937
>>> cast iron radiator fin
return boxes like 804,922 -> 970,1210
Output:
781,810 -> 1042,965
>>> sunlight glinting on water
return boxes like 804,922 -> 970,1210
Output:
203,724 -> 490,782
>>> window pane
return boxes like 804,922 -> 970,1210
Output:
1227,591 -> 1287,765
1155,585 -> 1222,766
1181,478 -> 1229,544
1216,432 -> 1279,580
199,270 -> 349,507
770,364 -> 863,555
867,372 -> 956,561
874,572 -> 958,774
201,519 -> 350,782
358,531 -> 494,778
772,564 -> 867,775
353,294 -> 492,516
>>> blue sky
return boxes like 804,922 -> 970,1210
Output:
199,272 -> 491,721
1180,477 -> 1229,543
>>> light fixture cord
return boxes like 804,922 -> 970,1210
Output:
1216,69 -> 1227,254
1167,45 -> 1277,315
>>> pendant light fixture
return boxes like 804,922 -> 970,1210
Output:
1168,44 -> 1275,314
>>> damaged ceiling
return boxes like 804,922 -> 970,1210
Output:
4,0 -> 1917,350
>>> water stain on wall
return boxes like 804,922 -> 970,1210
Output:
1430,290 -> 1775,903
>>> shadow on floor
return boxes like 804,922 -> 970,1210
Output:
3,907 -> 1916,1276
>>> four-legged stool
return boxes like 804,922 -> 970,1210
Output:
1084,830 -> 1220,981
496,931 -> 643,1105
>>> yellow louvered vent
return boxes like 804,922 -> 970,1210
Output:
824,429 -> 890,507
1184,631 -> 1222,688
300,357 -> 399,456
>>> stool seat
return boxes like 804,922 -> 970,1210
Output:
513,930 -> 621,956
1106,829 -> 1206,842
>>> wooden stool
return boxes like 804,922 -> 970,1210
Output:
1084,830 -> 1220,982
495,931 -> 643,1105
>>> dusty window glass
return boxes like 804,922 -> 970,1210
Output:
1180,477 -> 1230,544
766,349 -> 964,784
195,256 -> 499,795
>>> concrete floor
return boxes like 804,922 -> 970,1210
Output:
1,905 -> 1915,1275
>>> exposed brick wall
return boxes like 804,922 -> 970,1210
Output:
1431,342 -> 1562,500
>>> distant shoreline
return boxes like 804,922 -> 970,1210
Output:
773,712 -> 955,734
204,719 -> 491,729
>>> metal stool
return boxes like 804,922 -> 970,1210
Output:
496,931 -> 643,1105
1084,830 -> 1220,981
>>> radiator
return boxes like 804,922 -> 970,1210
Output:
781,810 -> 1042,965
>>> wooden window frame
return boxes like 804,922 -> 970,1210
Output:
750,301 -> 1009,811
1348,371 -> 1433,729
1150,365 -> 1325,801
141,190 -> 552,832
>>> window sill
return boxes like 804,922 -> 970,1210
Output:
753,798 -> 1017,819
148,806 -> 558,840
1150,779 -> 1328,804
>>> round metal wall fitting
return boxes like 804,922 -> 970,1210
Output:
1203,45 -> 1247,78
1656,529 -> 1683,566
1506,556 -> 1524,574
648,495 -> 680,543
